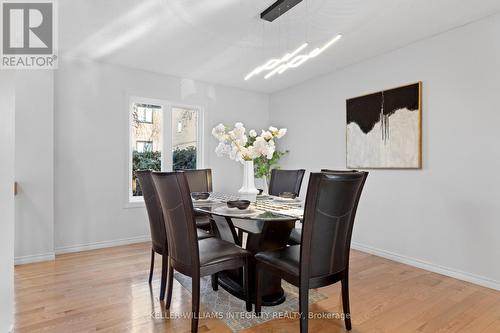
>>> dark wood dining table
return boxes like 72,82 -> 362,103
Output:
193,193 -> 303,306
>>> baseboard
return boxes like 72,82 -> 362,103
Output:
14,252 -> 55,265
14,236 -> 150,265
55,235 -> 150,255
352,242 -> 500,291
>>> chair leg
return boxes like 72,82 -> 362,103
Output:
244,257 -> 252,312
165,257 -> 174,310
148,249 -> 155,284
341,276 -> 352,331
237,229 -> 244,244
159,254 -> 167,300
211,273 -> 218,291
209,218 -> 215,235
192,276 -> 200,333
299,285 -> 309,333
254,263 -> 262,316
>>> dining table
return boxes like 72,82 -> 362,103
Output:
193,192 -> 304,306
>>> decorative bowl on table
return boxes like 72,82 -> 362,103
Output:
279,192 -> 297,199
191,192 -> 210,200
226,200 -> 251,210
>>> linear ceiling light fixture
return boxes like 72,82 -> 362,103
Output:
244,42 -> 308,81
245,34 -> 342,81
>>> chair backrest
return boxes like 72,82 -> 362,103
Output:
182,169 -> 213,193
321,169 -> 358,173
135,170 -> 167,254
268,169 -> 306,196
152,172 -> 200,272
300,171 -> 368,279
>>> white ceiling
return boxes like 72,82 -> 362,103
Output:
60,0 -> 500,93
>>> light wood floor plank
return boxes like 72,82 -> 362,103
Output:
14,242 -> 500,332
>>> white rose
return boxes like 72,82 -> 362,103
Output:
276,128 -> 287,138
239,147 -> 248,160
212,123 -> 226,140
252,137 -> 270,157
249,129 -> 257,137
229,146 -> 238,160
215,142 -> 230,157
240,146 -> 257,161
232,124 -> 246,141
261,130 -> 273,141
247,146 -> 258,159
235,122 -> 244,128
266,149 -> 275,159
269,126 -> 278,133
266,140 -> 276,159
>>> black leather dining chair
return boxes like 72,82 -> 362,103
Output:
255,171 -> 368,332
182,169 -> 214,231
152,171 -> 252,333
135,170 -> 212,301
268,169 -> 306,196
288,169 -> 359,245
236,168 -> 306,243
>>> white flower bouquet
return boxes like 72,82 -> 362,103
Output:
212,123 -> 287,163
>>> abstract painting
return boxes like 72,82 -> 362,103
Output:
346,82 -> 422,169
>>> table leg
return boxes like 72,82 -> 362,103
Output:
213,216 -> 295,306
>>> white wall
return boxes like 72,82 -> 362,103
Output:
54,59 -> 269,252
14,72 -> 55,265
0,72 -> 16,332
270,14 -> 500,289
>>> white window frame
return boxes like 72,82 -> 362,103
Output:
126,96 -> 204,208
171,103 -> 204,171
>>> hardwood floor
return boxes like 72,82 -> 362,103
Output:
14,242 -> 500,332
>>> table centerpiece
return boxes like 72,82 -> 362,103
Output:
212,122 -> 287,195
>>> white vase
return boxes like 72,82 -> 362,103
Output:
260,175 -> 269,195
238,160 -> 259,195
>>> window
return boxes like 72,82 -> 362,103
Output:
130,101 -> 163,200
128,97 -> 203,203
136,141 -> 153,152
172,107 -> 199,171
136,106 -> 153,123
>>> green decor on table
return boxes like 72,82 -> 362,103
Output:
254,150 -> 288,192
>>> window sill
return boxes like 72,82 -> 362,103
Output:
124,199 -> 145,209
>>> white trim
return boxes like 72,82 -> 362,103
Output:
55,235 -> 150,255
351,242 -> 500,291
14,252 -> 55,265
9,324 -> 14,333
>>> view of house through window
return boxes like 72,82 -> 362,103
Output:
136,107 -> 153,123
172,107 -> 198,171
131,103 -> 162,197
129,101 -> 201,200
136,141 -> 153,152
